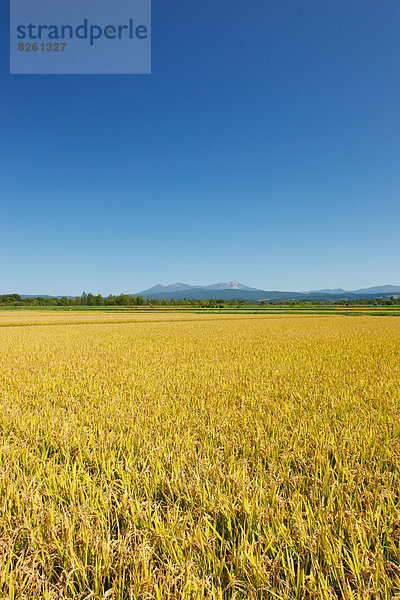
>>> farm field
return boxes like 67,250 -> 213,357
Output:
1,305 -> 400,317
0,304 -> 400,327
0,313 -> 399,599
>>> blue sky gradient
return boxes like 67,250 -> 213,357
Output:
1,0 -> 399,294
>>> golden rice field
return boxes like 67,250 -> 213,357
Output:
0,313 -> 399,599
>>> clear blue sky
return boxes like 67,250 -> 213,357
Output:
1,0 -> 399,295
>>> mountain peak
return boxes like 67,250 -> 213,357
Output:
204,281 -> 261,291
140,282 -> 195,294
167,282 -> 188,289
226,280 -> 245,288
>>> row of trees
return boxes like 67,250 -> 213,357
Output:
0,293 -> 244,308
1,293 -> 399,307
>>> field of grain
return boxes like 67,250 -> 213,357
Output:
0,314 -> 399,599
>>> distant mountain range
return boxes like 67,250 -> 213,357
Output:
306,285 -> 400,295
139,281 -> 260,294
132,282 -> 400,302
6,282 -> 400,302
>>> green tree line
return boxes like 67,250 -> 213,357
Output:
0,293 -> 399,307
0,293 -> 241,308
